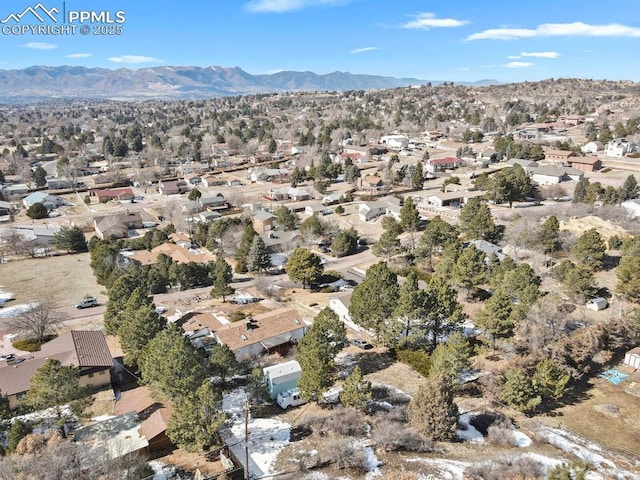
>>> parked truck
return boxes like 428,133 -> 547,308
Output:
276,388 -> 307,409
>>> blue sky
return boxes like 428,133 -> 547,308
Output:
0,0 -> 639,82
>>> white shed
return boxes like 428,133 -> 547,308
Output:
586,297 -> 608,311
624,347 -> 640,370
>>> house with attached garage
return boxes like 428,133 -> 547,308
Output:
263,360 -> 302,399
359,201 -> 386,222
22,191 -> 66,210
0,330 -> 113,409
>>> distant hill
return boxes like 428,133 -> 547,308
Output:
0,65 -> 499,101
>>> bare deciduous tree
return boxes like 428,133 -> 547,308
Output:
9,296 -> 67,343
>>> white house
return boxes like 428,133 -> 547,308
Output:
380,135 -> 409,150
624,347 -> 640,370
529,166 -> 583,186
22,191 -> 66,209
329,293 -> 369,334
605,140 -> 630,158
581,141 -> 603,154
359,201 -> 386,222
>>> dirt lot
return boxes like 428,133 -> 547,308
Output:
0,251 -> 105,309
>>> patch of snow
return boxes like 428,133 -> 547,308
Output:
0,287 -> 15,304
148,460 -> 175,480
92,414 -> 116,422
513,429 -> 532,447
522,452 -> 563,470
222,388 -> 291,478
406,457 -> 471,480
369,381 -> 413,401
11,405 -> 76,424
363,446 -> 382,479
457,412 -> 484,443
321,386 -> 343,404
0,302 -> 37,318
372,401 -> 393,411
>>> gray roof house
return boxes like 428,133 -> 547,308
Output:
22,191 -> 65,209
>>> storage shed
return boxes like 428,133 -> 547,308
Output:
586,297 -> 608,311
624,347 -> 640,370
263,360 -> 302,399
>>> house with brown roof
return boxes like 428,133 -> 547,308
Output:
0,331 -> 113,409
567,156 -> 602,172
544,149 -> 575,162
89,187 -> 135,203
213,308 -> 311,361
93,211 -> 144,239
127,242 -> 215,266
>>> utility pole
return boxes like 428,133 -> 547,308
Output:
244,397 -> 250,480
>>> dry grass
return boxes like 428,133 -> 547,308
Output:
0,252 -> 104,306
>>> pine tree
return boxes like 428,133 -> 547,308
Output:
52,225 -> 88,253
452,245 -> 486,297
210,256 -> 234,302
208,344 -> 240,384
400,197 -> 420,232
458,198 -> 497,241
537,215 -> 560,254
412,161 -> 424,190
532,358 -> 570,403
234,225 -> 257,273
246,236 -> 271,273
274,205 -> 298,231
418,216 -> 459,269
499,365 -> 541,414
619,174 -> 639,201
23,359 -> 89,411
572,228 -> 606,271
429,331 -> 472,385
476,289 -> 514,351
407,374 -> 459,441
285,248 -> 323,288
426,275 -> 465,348
392,271 -> 430,346
349,262 -> 399,341
572,177 -> 590,203
339,366 -> 371,410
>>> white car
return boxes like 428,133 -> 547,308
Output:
75,297 -> 98,309
277,388 -> 307,409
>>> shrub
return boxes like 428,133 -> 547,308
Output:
487,425 -> 518,447
373,418 -> 434,452
323,438 -> 367,471
396,348 -> 431,377
466,455 -> 546,480
335,205 -> 345,215
324,407 -> 368,437
608,235 -> 623,250
12,336 -> 54,352
229,311 -> 246,322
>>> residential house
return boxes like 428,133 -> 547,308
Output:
568,156 -> 602,172
22,191 -> 65,210
342,145 -> 371,156
624,347 -> 640,370
359,201 -> 386,222
503,158 -> 539,170
544,149 -> 575,162
2,183 -> 30,196
250,168 -> 289,183
322,192 -> 345,205
74,412 -> 149,460
45,177 -> 71,190
194,211 -> 223,223
213,308 -> 311,361
0,200 -> 16,216
4,224 -> 62,247
581,141 -> 604,154
263,360 -> 302,399
178,162 -> 209,176
199,194 -> 228,211
605,140 -> 631,158
380,135 -> 409,149
329,293 -> 371,334
304,201 -> 327,216
0,330 -> 113,409
158,179 -> 186,195
93,211 -> 144,239
261,229 -> 302,252
425,157 -> 463,173
89,187 -> 135,203
184,173 -> 202,186
529,166 -> 584,185
362,176 -> 383,190
250,153 -> 275,164
423,190 -> 485,208
252,210 -> 277,234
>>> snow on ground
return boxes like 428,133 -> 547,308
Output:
406,457 -> 471,480
222,388 -> 291,479
537,426 -> 640,480
0,302 -> 36,318
457,413 -> 484,443
363,445 -> 382,479
369,381 -> 413,401
148,460 -> 175,480
513,430 -> 532,447
12,405 -> 75,424
0,287 -> 15,304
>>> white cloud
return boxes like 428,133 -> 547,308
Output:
66,53 -> 92,59
22,42 -> 56,50
244,0 -> 345,13
521,51 -> 560,58
507,55 -> 521,59
503,61 -> 534,68
350,46 -> 379,54
401,12 -> 469,29
107,55 -> 163,64
468,22 -> 640,40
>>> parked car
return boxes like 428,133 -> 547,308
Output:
75,297 -> 98,309
277,388 -> 307,409
350,338 -> 373,350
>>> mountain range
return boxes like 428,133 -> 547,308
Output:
0,65 -> 498,102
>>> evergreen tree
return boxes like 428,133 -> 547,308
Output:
139,323 -> 205,400
234,224 -> 257,273
208,344 -> 240,384
274,205 -> 298,231
300,215 -> 327,237
417,216 -> 459,269
339,366 -> 371,411
118,287 -> 166,366
349,262 -> 399,341
532,358 -> 570,403
7,420 -> 32,453
296,308 -> 346,400
52,225 -> 87,253
407,374 -> 459,441
400,197 -> 420,232
499,365 -> 541,414
392,271 -> 430,346
452,245 -> 486,297
487,164 -> 533,207
572,228 -> 606,271
429,331 -> 472,385
536,215 -> 561,254
26,202 -> 49,219
572,177 -> 590,203
23,359 -> 89,411
426,275 -> 465,348
412,161 -> 424,189
188,188 -> 202,201
458,198 -> 497,241
32,165 -> 47,188
330,227 -> 359,256
372,216 -> 402,259
210,256 -> 234,302
616,254 -> 640,303
104,273 -> 143,335
166,381 -> 226,452
285,248 -> 323,288
619,174 -> 639,202
476,289 -> 514,351
246,236 -> 271,273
